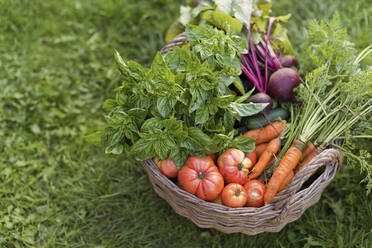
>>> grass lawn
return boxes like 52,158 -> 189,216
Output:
0,0 -> 371,247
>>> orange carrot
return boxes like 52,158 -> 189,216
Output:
295,148 -> 321,174
255,157 -> 275,184
248,138 -> 281,180
278,170 -> 294,192
256,143 -> 269,158
301,142 -> 316,161
244,121 -> 286,145
264,139 -> 305,205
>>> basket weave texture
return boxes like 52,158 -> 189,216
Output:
141,33 -> 344,235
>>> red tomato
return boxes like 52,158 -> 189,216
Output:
217,148 -> 254,185
244,180 -> 266,207
221,183 -> 248,208
246,150 -> 257,166
206,153 -> 217,162
153,157 -> 178,178
178,157 -> 224,201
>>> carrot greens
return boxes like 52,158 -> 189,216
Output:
280,15 -> 372,191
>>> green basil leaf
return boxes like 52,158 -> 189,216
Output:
195,105 -> 210,125
231,135 -> 255,153
102,99 -> 116,111
157,97 -> 176,118
105,143 -> 124,155
141,118 -> 163,132
170,149 -> 189,169
229,102 -> 268,117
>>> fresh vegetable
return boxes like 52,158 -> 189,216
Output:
217,148 -> 253,185
244,180 -> 266,207
241,18 -> 279,94
244,121 -> 286,145
248,138 -> 281,179
153,157 -> 179,178
221,183 -> 248,208
268,68 -> 300,102
295,148 -> 321,174
279,55 -> 298,69
242,108 -> 289,130
278,170 -> 294,192
255,143 -> 268,158
247,93 -> 273,117
265,139 -> 305,204
178,157 -> 224,201
301,142 -> 316,161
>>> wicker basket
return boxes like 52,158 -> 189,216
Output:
140,33 -> 344,235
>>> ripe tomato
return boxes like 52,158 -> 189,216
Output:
244,180 -> 266,207
178,157 -> 224,201
246,150 -> 257,166
217,148 -> 254,185
221,183 -> 248,208
153,157 -> 178,178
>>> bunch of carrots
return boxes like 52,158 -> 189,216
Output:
243,121 -> 321,205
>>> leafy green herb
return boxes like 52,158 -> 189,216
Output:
96,24 -> 262,167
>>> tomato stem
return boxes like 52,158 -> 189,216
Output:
198,171 -> 206,180
235,189 -> 241,196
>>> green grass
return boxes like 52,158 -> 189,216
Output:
0,0 -> 371,247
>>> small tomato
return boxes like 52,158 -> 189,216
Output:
178,157 -> 224,201
244,180 -> 266,207
221,183 -> 248,208
217,148 -> 254,185
153,157 -> 178,178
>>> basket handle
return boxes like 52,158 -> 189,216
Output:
270,148 -> 343,210
161,33 -> 188,54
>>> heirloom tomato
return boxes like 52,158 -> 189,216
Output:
178,157 -> 224,201
244,180 -> 266,207
217,148 -> 254,185
221,183 -> 248,208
